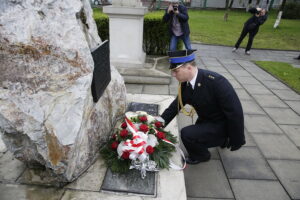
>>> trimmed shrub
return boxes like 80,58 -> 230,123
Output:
93,9 -> 183,55
282,2 -> 300,19
93,11 -> 109,41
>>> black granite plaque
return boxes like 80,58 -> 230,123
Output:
127,102 -> 159,116
91,40 -> 111,103
100,102 -> 159,196
101,169 -> 157,196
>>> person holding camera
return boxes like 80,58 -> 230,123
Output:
163,0 -> 191,51
232,7 -> 268,55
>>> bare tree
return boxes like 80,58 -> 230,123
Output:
274,0 -> 287,28
224,0 -> 235,21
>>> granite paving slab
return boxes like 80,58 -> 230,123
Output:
240,100 -> 265,115
271,89 -> 300,101
222,64 -> 244,71
188,198 -> 234,200
235,76 -> 261,85
235,89 -> 252,100
252,94 -> 288,108
206,66 -> 228,73
64,156 -> 106,191
230,179 -> 290,200
228,79 -> 243,89
268,160 -> 300,199
261,80 -> 290,90
246,71 -> 277,81
244,130 -> 257,147
0,151 -> 26,182
244,115 -> 283,134
243,84 -> 272,95
264,108 -> 300,125
229,69 -> 252,77
279,125 -> 300,147
219,72 -> 235,80
251,133 -> 300,160
61,190 -> 143,200
184,160 -> 233,199
219,147 -> 276,180
285,101 -> 300,115
0,184 -> 65,200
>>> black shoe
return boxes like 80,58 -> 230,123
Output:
186,154 -> 211,165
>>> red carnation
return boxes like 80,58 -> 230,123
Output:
146,146 -> 155,154
139,115 -> 148,122
111,141 -> 118,150
139,124 -> 149,132
154,121 -> 162,128
120,129 -> 129,138
121,151 -> 130,159
157,131 -> 166,139
121,122 -> 127,129
112,133 -> 117,140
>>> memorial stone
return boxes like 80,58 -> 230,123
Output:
0,0 -> 126,183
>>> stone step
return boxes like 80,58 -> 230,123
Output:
117,67 -> 171,85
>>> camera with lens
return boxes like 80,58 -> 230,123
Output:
173,5 -> 178,11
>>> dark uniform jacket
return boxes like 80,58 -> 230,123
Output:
163,4 -> 190,36
244,8 -> 268,33
161,69 -> 245,147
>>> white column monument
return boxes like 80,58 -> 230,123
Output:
103,0 -> 148,68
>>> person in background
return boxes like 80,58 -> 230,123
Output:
232,7 -> 268,55
163,0 -> 191,51
160,49 -> 245,164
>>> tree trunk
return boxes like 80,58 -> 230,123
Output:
224,0 -> 234,21
273,0 -> 286,28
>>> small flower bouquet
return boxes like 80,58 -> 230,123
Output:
100,111 -> 177,178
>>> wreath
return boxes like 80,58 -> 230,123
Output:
100,111 -> 178,178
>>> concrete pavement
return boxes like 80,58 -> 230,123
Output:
0,44 -> 299,200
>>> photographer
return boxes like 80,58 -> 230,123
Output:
232,7 -> 268,55
163,0 -> 191,51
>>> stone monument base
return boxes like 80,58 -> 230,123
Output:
117,56 -> 171,85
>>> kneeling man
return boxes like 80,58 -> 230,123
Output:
161,50 -> 245,164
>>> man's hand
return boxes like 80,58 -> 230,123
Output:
167,4 -> 173,14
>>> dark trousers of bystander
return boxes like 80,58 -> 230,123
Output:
235,27 -> 259,52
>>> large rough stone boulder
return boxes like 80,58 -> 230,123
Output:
0,0 -> 126,183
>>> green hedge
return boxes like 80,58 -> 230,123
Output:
282,2 -> 300,19
93,9 -> 182,55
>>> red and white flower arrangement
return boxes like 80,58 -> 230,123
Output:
101,111 -> 178,178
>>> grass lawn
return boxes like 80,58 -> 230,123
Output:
255,61 -> 300,93
144,9 -> 300,51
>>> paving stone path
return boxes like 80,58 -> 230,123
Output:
0,44 -> 299,200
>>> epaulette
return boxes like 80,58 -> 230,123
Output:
208,74 -> 215,80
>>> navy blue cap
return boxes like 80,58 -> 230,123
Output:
168,49 -> 197,70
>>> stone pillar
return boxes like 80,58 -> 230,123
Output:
103,1 -> 148,68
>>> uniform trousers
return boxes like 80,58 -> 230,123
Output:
181,121 -> 227,159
